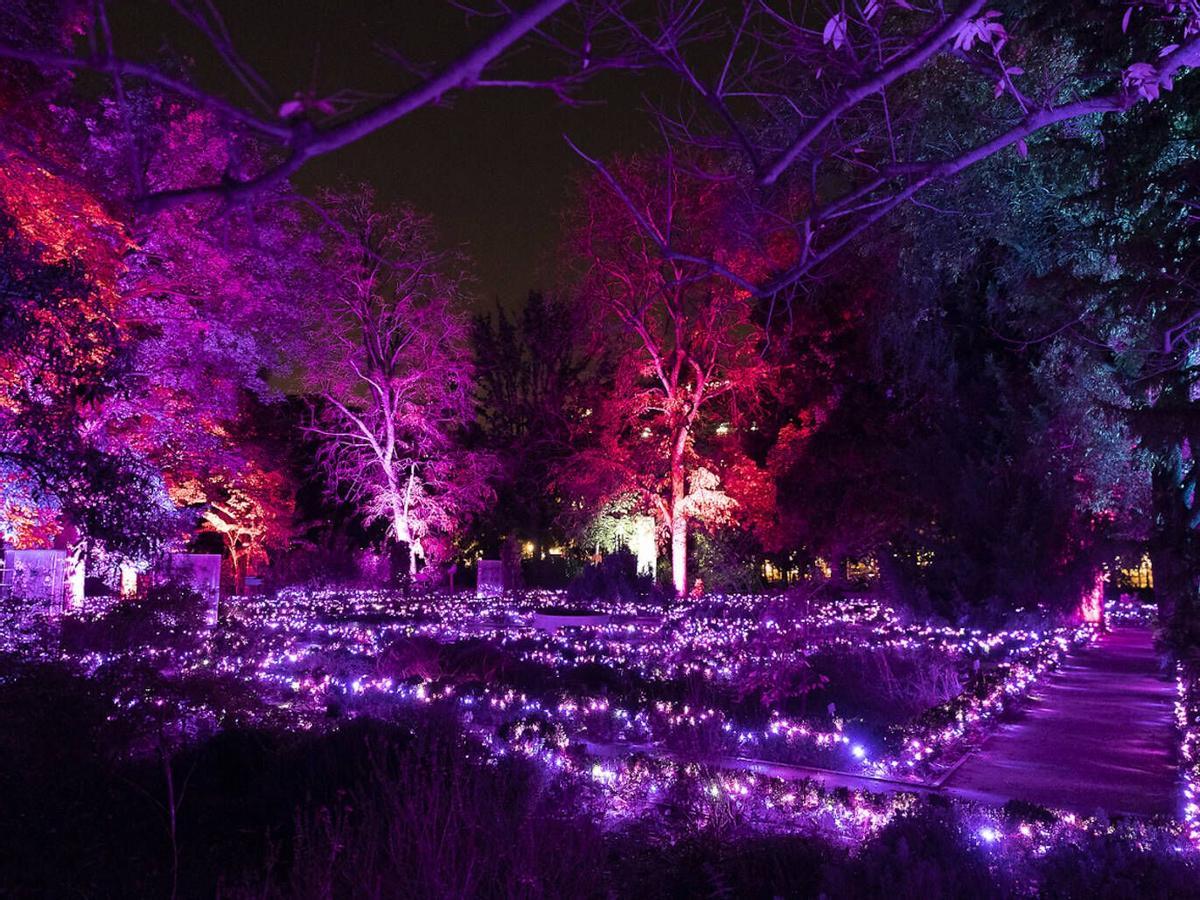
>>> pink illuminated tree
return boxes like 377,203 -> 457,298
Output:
306,187 -> 492,577
562,156 -> 779,596
75,95 -> 317,580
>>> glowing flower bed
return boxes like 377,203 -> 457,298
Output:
221,588 -> 1096,787
4,585 -> 1192,865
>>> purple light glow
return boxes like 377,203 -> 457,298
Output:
9,585 -> 1179,856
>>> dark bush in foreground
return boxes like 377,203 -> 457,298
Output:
608,826 -> 840,899
566,549 -> 660,607
828,804 -> 1005,900
1,661 -> 1197,898
266,710 -> 604,898
0,663 -> 601,898
1036,830 -> 1200,900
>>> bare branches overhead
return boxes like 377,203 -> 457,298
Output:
570,0 -> 1200,301
0,0 -> 646,210
2,0 -> 1199,303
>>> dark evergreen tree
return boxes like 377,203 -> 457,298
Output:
470,291 -> 590,558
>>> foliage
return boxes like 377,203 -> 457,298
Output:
565,548 -> 659,607
275,714 -> 605,899
0,672 -> 605,898
735,656 -> 828,712
1035,827 -> 1200,899
63,583 -> 210,657
471,291 -> 588,552
171,450 -> 295,591
760,24 -> 1186,615
576,493 -> 647,555
691,529 -> 764,594
376,636 -> 516,685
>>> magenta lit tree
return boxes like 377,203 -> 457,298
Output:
306,187 -> 492,577
562,156 -> 778,596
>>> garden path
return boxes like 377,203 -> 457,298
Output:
942,626 -> 1177,817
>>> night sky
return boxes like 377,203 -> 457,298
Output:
111,0 -> 668,309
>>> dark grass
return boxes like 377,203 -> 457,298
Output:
0,658 -> 1196,899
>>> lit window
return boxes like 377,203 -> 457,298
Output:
1117,553 -> 1153,590
845,557 -> 880,582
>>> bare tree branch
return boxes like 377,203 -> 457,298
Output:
0,44 -> 293,139
570,17 -> 1200,300
0,0 -> 577,211
760,0 -> 988,186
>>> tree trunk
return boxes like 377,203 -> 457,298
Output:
388,492 -> 413,587
671,513 -> 687,597
387,543 -> 405,588
670,457 -> 687,597
399,464 -> 422,579
1150,452 -> 1195,630
229,544 -> 245,596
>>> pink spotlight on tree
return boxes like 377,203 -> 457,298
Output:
1081,571 -> 1107,626
304,186 -> 493,579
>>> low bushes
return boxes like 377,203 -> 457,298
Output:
809,645 -> 964,725
565,549 -> 664,607
0,660 -> 1195,898
376,636 -> 517,685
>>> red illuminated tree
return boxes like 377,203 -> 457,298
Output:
0,65 -> 317,579
305,187 -> 492,578
562,155 -> 778,596
0,146 -> 172,575
171,459 -> 293,593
